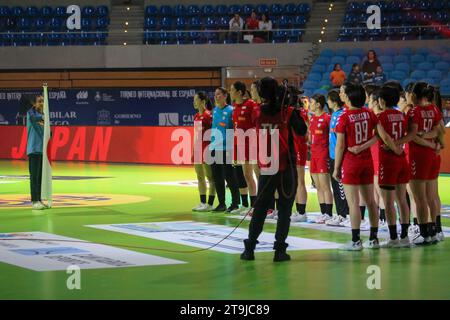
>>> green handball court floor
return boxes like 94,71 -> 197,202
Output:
0,160 -> 449,300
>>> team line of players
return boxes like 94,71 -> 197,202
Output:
191,80 -> 445,251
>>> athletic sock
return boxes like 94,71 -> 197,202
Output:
319,203 -> 326,215
326,203 -> 333,217
296,203 -> 306,215
428,222 -> 437,237
388,225 -> 398,240
419,223 -> 429,238
351,229 -> 360,242
208,195 -> 215,206
406,192 -> 411,210
250,196 -> 257,207
379,208 -> 386,222
275,199 -> 280,210
240,194 -> 248,207
369,227 -> 378,241
400,223 -> 410,239
200,194 -> 206,204
413,217 -> 418,225
436,215 -> 442,233
360,206 -> 366,220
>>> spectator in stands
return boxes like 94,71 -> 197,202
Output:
362,50 -> 381,84
229,14 -> 244,43
246,10 -> 259,31
258,14 -> 272,42
348,63 -> 363,84
329,64 -> 346,88
373,66 -> 387,86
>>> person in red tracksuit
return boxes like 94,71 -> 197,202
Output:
241,77 -> 307,262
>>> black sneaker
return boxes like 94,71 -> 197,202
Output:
212,204 -> 227,212
226,205 -> 239,213
273,251 -> 291,262
240,250 -> 255,261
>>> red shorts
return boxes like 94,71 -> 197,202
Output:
341,159 -> 374,185
409,150 -> 436,180
234,141 -> 258,164
296,143 -> 307,166
310,156 -> 330,174
378,157 -> 410,185
431,154 -> 441,179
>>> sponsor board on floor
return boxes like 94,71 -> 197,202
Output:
441,205 -> 450,218
0,232 -> 185,271
0,193 -> 149,209
87,221 -> 341,253
226,214 -> 450,239
142,180 -> 318,193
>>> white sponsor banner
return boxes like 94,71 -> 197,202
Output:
87,221 -> 340,253
227,215 -> 450,239
141,180 -> 318,193
0,232 -> 185,271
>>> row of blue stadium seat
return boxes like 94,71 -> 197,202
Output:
343,11 -> 449,27
145,3 -> 311,17
0,6 -> 109,17
144,15 -> 307,30
0,31 -> 107,46
143,30 -> 303,44
311,62 -> 450,75
315,54 -> 450,66
0,17 -> 109,31
318,47 -> 450,57
337,26 -> 449,41
346,0 -> 450,12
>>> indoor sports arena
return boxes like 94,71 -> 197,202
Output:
0,0 -> 449,307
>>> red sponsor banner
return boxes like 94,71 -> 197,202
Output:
259,58 -> 278,66
1,126 -> 194,165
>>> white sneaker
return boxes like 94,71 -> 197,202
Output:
408,225 -> 420,241
340,217 -> 351,228
32,202 -> 45,210
380,238 -> 400,248
230,206 -> 243,215
315,214 -> 332,224
326,215 -> 346,226
266,209 -> 278,219
430,235 -> 439,244
436,232 -> 445,242
40,201 -> 49,209
291,212 -> 307,222
413,235 -> 431,246
398,237 -> 411,248
340,240 -> 363,251
363,239 -> 380,249
360,219 -> 370,231
197,204 -> 213,212
240,207 -> 253,216
379,220 -> 388,230
192,203 -> 206,211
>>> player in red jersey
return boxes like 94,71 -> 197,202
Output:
308,94 -> 333,224
230,81 -> 260,214
333,83 -> 385,250
396,82 -> 442,245
191,91 -> 215,212
291,89 -> 309,223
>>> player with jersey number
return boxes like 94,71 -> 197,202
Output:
397,82 -> 442,245
191,91 -> 216,212
309,94 -> 333,224
333,83 -> 381,251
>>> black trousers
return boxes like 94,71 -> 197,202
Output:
248,166 -> 298,248
28,153 -> 42,202
329,158 -> 349,217
210,150 -> 240,206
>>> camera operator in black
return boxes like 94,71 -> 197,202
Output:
241,77 -> 307,262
